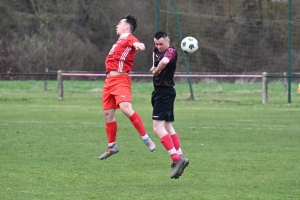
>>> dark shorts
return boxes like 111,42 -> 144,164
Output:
151,87 -> 176,122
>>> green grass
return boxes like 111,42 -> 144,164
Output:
0,80 -> 300,200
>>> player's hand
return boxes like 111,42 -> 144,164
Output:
150,66 -> 160,76
153,70 -> 160,76
150,66 -> 156,73
134,42 -> 145,51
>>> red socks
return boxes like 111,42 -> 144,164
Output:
106,112 -> 146,145
160,134 -> 179,163
171,133 -> 183,157
129,112 -> 146,136
106,121 -> 117,144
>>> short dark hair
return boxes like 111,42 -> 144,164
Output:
121,14 -> 137,33
154,31 -> 168,40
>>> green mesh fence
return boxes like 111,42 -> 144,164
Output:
155,0 -> 300,75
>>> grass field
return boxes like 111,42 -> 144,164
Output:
0,80 -> 300,200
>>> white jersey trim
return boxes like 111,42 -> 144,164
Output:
118,47 -> 131,72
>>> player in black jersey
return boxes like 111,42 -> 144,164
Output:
150,31 -> 189,179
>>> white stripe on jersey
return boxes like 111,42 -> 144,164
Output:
118,47 -> 131,72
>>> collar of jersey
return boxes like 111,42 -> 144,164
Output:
119,33 -> 131,39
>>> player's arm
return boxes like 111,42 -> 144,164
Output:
133,42 -> 145,51
153,57 -> 170,76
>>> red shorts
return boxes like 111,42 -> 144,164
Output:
102,74 -> 132,110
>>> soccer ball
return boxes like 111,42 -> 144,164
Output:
181,36 -> 198,54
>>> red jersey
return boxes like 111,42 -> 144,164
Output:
105,33 -> 139,73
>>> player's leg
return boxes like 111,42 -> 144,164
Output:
152,88 -> 189,178
119,101 -> 156,152
153,120 -> 187,179
103,109 -> 117,146
165,122 -> 184,157
114,75 -> 155,152
153,120 -> 179,162
165,122 -> 189,177
99,84 -> 119,160
99,110 -> 120,160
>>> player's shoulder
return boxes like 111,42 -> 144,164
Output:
168,46 -> 177,51
126,33 -> 139,45
166,46 -> 177,54
126,33 -> 138,40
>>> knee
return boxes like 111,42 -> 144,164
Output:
103,111 -> 109,118
152,124 -> 160,134
119,102 -> 134,117
153,126 -> 158,134
103,110 -> 114,122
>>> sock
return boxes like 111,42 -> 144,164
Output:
106,121 -> 117,146
171,133 -> 184,157
142,134 -> 150,140
129,112 -> 146,136
160,134 -> 179,163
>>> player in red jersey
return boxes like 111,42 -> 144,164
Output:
99,15 -> 156,160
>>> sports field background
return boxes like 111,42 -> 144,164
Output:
0,81 -> 299,199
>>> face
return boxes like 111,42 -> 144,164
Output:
154,37 -> 170,52
116,19 -> 129,35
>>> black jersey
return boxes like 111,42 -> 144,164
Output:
153,46 -> 177,87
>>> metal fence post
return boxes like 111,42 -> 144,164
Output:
283,72 -> 287,93
44,68 -> 48,91
57,70 -> 64,100
262,72 -> 268,104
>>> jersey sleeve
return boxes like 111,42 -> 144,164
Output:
164,48 -> 177,63
127,34 -> 139,47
